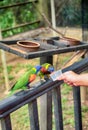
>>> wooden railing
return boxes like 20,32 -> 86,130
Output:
0,57 -> 88,130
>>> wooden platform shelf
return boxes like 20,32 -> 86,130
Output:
0,38 -> 88,59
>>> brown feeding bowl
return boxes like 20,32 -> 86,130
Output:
60,37 -> 80,46
17,40 -> 40,51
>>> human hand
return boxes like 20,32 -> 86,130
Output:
57,71 -> 80,86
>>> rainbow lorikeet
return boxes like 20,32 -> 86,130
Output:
10,65 -> 42,94
38,63 -> 54,80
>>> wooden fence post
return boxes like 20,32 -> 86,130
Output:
50,0 -> 56,36
36,0 -> 49,25
0,30 -> 9,91
0,115 -> 12,130
28,99 -> 39,130
52,87 -> 63,130
81,0 -> 88,101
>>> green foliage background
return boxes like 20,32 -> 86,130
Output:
55,0 -> 82,27
0,0 -> 88,37
0,0 -> 39,37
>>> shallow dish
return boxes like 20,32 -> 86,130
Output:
60,37 -> 80,46
17,40 -> 40,51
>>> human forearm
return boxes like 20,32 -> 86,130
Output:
58,71 -> 88,87
77,73 -> 88,86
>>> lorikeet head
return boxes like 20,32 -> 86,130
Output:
35,65 -> 42,74
40,66 -> 54,74
40,67 -> 47,73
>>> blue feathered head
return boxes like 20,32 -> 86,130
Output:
48,66 -> 54,72
35,65 -> 42,74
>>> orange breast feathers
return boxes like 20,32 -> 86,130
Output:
29,74 -> 36,82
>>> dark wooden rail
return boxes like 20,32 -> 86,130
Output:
1,20 -> 41,32
0,1 -> 38,9
0,57 -> 88,130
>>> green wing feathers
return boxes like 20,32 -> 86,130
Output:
10,67 -> 37,92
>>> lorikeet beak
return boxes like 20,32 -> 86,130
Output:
29,74 -> 36,82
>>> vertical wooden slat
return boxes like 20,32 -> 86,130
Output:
50,0 -> 56,36
39,94 -> 47,130
81,0 -> 88,41
0,115 -> 12,130
28,99 -> 39,130
47,91 -> 52,130
73,87 -> 82,130
53,86 -> 63,130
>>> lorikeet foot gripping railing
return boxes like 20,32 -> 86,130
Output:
0,57 -> 88,130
